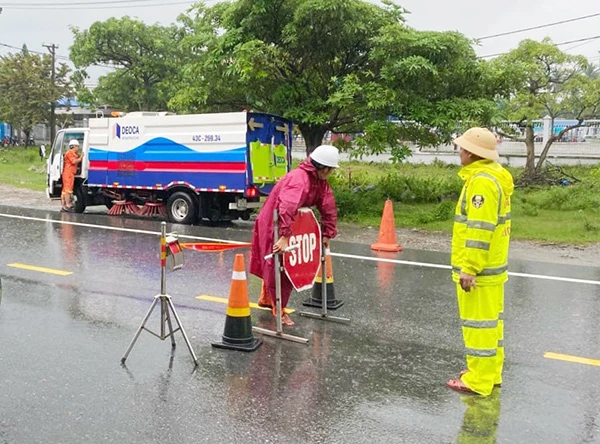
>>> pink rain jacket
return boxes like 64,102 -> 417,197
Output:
249,160 -> 337,305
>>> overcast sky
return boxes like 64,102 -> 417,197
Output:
1,0 -> 599,85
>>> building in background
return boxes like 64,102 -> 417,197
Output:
32,99 -> 117,144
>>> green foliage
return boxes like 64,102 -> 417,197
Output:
515,182 -> 600,211
171,0 -> 409,151
70,17 -> 183,111
416,200 -> 455,224
491,39 -> 600,177
334,187 -> 383,220
352,28 -> 499,161
169,0 -> 498,154
583,219 -> 599,232
590,165 -> 600,184
330,162 -> 600,244
0,52 -> 72,136
0,146 -> 47,190
331,162 -> 462,204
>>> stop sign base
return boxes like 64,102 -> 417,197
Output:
302,294 -> 344,310
252,326 -> 309,344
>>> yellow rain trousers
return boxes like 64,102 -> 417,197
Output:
451,159 -> 514,396
457,284 -> 504,396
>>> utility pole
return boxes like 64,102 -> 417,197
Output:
43,43 -> 57,145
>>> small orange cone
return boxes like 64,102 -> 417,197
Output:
302,248 -> 344,309
212,254 -> 262,352
371,199 -> 403,252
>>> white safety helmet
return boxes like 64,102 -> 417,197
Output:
310,144 -> 339,168
68,139 -> 80,147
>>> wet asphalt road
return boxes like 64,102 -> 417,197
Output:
0,205 -> 599,444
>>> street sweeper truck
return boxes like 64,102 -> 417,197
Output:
46,111 -> 293,224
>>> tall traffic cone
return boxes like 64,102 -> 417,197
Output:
302,248 -> 344,309
212,254 -> 262,352
371,199 -> 403,252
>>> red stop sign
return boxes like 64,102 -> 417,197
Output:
283,208 -> 322,291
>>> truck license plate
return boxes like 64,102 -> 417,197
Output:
237,198 -> 248,210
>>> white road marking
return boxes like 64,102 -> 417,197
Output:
330,252 -> 600,286
1,212 -> 598,286
0,212 -> 247,243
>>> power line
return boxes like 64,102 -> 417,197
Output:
479,35 -> 600,59
0,41 -> 70,60
0,41 -> 117,69
563,40 -> 596,52
3,0 -> 179,4
3,0 -> 199,10
556,34 -> 600,47
476,11 -> 600,41
0,41 -> 48,57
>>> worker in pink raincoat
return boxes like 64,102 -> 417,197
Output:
250,144 -> 339,326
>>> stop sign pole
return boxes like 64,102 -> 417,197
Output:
252,209 -> 309,344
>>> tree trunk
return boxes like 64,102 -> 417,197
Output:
534,139 -> 554,175
524,125 -> 536,178
298,124 -> 327,156
535,122 -> 584,175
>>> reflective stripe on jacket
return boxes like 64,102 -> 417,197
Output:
451,160 -> 514,286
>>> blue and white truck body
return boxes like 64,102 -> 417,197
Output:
46,111 -> 293,224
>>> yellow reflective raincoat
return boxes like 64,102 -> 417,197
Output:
452,160 -> 514,285
451,159 -> 514,396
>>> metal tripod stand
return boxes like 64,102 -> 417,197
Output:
121,222 -> 198,366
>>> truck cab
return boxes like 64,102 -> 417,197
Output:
46,128 -> 89,210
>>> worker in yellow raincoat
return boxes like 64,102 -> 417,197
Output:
446,127 -> 514,397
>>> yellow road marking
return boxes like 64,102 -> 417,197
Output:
196,295 -> 295,314
7,263 -> 72,276
544,352 -> 600,367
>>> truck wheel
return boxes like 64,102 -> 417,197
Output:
167,191 -> 198,225
73,186 -> 86,214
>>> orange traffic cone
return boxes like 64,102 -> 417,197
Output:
302,248 -> 344,309
371,199 -> 403,252
212,254 -> 262,352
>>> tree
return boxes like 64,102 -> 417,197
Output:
171,0 -> 402,152
355,27 -> 499,159
70,17 -> 183,111
584,62 -> 600,79
491,39 -> 600,180
0,51 -> 72,146
171,0 -> 497,157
